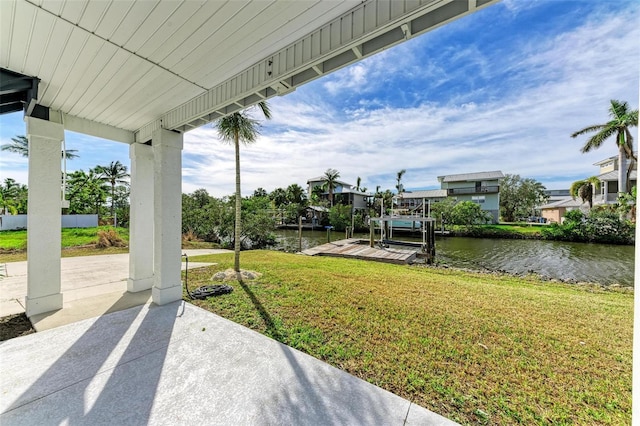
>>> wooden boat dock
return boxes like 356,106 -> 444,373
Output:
301,238 -> 417,264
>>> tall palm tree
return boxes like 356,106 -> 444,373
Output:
1,135 -> 79,159
569,176 -> 600,208
571,100 -> 638,194
323,168 -> 340,207
216,102 -> 272,272
95,161 -> 129,220
355,176 -> 362,192
396,169 -> 406,194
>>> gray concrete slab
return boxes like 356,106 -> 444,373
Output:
0,301 -> 457,425
0,250 -> 228,319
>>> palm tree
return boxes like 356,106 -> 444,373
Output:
0,178 -> 20,215
67,169 -> 109,214
286,184 -> 306,205
216,102 -> 272,272
396,169 -> 406,194
355,176 -> 362,192
322,168 -> 340,207
95,161 -> 129,220
571,100 -> 638,194
1,135 -> 79,159
569,176 -> 600,208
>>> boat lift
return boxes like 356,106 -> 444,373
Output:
369,198 -> 436,263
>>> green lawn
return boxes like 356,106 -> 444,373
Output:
185,251 -> 632,425
0,227 -> 131,262
0,227 -> 129,251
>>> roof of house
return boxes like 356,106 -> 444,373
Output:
540,197 -> 588,210
338,188 -> 370,196
396,189 -> 448,199
306,177 -> 351,187
437,171 -> 504,183
597,170 -> 637,181
306,206 -> 329,213
593,153 -> 638,166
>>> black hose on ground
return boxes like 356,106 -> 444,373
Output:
182,253 -> 233,300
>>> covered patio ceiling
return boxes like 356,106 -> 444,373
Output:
1,0 -> 497,144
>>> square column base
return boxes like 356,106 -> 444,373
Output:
128,277 -> 154,293
152,284 -> 183,306
25,293 -> 63,318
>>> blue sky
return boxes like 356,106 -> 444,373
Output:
1,0 -> 639,197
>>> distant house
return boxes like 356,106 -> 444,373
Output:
437,171 -> 504,223
592,155 -> 637,205
539,198 -> 588,224
306,176 -> 369,210
394,189 -> 447,214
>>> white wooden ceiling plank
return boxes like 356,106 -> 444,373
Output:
81,57 -> 156,122
76,0 -> 110,33
47,27 -> 93,109
71,48 -> 130,118
37,18 -> 74,104
109,1 -> 160,47
7,1 -> 35,73
99,67 -> 172,125
194,1 -> 357,88
22,9 -> 54,79
158,1 -> 251,70
0,0 -> 16,67
94,1 -> 134,41
144,1 -> 227,64
177,0 -> 302,79
134,1 -> 203,58
123,1 -> 184,54
59,38 -> 116,114
116,81 -> 196,131
59,0 -> 86,24
39,0 -> 64,16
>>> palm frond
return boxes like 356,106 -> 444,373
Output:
571,124 -> 605,138
579,127 -> 615,153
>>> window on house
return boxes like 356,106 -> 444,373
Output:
472,196 -> 485,204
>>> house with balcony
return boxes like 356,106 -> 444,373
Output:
592,154 -> 637,205
306,176 -> 369,210
437,171 -> 504,223
393,189 -> 448,214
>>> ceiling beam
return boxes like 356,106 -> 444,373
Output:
61,111 -> 135,144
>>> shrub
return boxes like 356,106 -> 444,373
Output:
96,228 -> 126,248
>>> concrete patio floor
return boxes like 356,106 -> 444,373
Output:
0,249 -> 224,330
0,299 -> 456,425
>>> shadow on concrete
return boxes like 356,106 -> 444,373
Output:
237,277 -> 425,425
1,296 -> 180,425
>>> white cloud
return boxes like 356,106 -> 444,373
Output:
323,64 -> 369,95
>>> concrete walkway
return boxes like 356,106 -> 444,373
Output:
0,249 -> 227,330
0,301 -> 456,425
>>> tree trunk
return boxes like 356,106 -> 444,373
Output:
618,146 -> 627,194
234,134 -> 242,272
111,183 -> 115,220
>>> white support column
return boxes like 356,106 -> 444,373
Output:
152,129 -> 183,305
25,117 -> 64,317
128,143 -> 154,292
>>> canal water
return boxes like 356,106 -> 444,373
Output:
272,229 -> 635,286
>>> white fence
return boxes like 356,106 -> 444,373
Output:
0,215 -> 98,231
